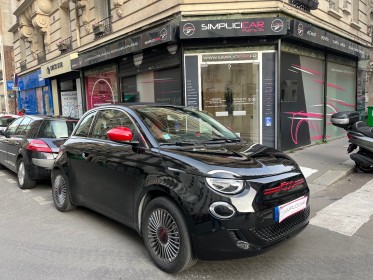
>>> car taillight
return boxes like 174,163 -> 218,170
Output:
27,139 -> 52,153
347,133 -> 352,139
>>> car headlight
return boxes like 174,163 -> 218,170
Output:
205,171 -> 245,195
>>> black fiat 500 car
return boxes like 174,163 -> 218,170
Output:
0,115 -> 78,189
52,104 -> 309,273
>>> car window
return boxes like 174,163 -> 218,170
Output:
38,120 -> 78,138
0,117 -> 16,126
91,109 -> 138,141
5,118 -> 24,136
74,112 -> 96,137
15,117 -> 32,136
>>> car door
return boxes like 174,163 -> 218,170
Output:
78,108 -> 147,224
64,112 -> 97,199
1,118 -> 24,171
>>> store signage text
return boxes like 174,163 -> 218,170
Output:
46,62 -> 63,74
202,52 -> 258,62
180,17 -> 287,39
201,21 -> 265,33
290,19 -> 369,59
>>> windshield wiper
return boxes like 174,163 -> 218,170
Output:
201,137 -> 241,144
159,141 -> 198,146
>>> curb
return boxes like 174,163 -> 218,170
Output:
308,165 -> 355,194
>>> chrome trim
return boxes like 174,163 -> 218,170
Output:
167,167 -> 186,173
32,158 -> 54,169
209,202 -> 236,219
230,187 -> 257,213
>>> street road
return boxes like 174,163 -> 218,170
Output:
0,169 -> 372,280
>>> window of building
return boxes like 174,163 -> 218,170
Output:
85,64 -> 118,110
328,0 -> 342,18
329,0 -> 338,10
59,6 -> 72,42
351,1 -> 359,27
97,0 -> 110,20
121,67 -> 182,105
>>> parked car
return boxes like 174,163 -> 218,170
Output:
0,115 -> 78,189
51,104 -> 310,273
0,114 -> 19,132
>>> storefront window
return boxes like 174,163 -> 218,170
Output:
85,64 -> 118,110
326,61 -> 356,139
121,67 -> 182,105
280,53 -> 325,151
60,80 -> 79,118
201,60 -> 260,143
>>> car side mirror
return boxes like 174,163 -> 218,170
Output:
0,130 -> 4,136
107,126 -> 137,144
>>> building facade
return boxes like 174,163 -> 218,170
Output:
0,0 -> 19,113
9,0 -> 373,151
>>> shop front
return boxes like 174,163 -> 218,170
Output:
179,17 -> 369,150
41,53 -> 82,119
17,70 -> 52,115
71,23 -> 180,111
280,19 -> 369,151
180,17 -> 286,147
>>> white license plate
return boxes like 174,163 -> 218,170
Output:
275,196 -> 308,223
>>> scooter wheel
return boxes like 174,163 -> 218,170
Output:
356,164 -> 373,173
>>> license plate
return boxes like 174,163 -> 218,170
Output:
275,196 -> 308,223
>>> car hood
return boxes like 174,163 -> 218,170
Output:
158,142 -> 299,178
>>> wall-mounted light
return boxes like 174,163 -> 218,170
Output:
133,53 -> 143,67
167,44 -> 178,55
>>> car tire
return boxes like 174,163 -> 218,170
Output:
141,196 -> 197,273
17,158 -> 36,189
51,170 -> 76,212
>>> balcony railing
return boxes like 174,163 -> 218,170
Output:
37,51 -> 46,64
93,16 -> 112,40
20,60 -> 27,72
56,36 -> 72,54
288,0 -> 319,12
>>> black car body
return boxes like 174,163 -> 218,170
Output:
52,104 -> 310,273
0,115 -> 78,189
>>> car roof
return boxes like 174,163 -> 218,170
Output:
0,114 -> 20,118
21,115 -> 79,121
94,103 -> 186,110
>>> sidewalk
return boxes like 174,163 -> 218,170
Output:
286,137 -> 356,194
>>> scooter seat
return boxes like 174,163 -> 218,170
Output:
353,121 -> 373,138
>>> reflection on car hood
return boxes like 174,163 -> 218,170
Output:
159,142 -> 298,177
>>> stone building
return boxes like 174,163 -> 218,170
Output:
0,0 -> 18,113
8,0 -> 373,150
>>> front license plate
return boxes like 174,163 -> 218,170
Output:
275,196 -> 308,223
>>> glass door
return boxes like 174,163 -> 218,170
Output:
201,62 -> 260,143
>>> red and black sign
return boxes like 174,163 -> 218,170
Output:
180,17 -> 287,39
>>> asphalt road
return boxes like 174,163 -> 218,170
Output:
0,169 -> 372,280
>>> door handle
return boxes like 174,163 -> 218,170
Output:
82,152 -> 89,159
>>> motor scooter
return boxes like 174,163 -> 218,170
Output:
331,111 -> 373,172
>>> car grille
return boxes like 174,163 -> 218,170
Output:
251,206 -> 310,243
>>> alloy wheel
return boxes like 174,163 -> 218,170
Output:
147,208 -> 180,263
18,162 -> 25,186
53,174 -> 67,207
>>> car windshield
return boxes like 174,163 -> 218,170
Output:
135,106 -> 240,145
38,120 -> 78,138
